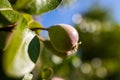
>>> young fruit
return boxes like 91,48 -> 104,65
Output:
43,40 -> 67,58
48,24 -> 79,53
43,40 -> 79,58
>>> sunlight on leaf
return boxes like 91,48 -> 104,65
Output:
1,10 -> 22,23
0,0 -> 12,9
3,18 -> 38,77
22,13 -> 33,23
13,0 -> 62,15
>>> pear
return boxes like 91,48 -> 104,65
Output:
48,24 -> 79,53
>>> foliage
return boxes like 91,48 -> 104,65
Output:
1,0 -> 120,80
0,0 -> 62,80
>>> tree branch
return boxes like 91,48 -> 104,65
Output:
0,24 -> 48,32
0,24 -> 16,32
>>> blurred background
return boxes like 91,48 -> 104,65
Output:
37,0 -> 120,80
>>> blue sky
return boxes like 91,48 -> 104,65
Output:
38,0 -> 120,27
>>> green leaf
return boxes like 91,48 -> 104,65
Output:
0,0 -> 22,24
0,12 -> 11,25
28,36 -> 40,63
1,10 -> 22,23
22,13 -> 43,33
12,0 -> 30,9
0,0 -> 13,25
2,18 -> 38,77
0,0 -> 12,9
29,21 -> 42,29
22,13 -> 33,23
14,0 -> 62,15
29,21 -> 43,33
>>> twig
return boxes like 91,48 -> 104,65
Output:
30,27 -> 48,31
0,23 -> 16,32
0,25 -> 48,32
0,27 -> 14,32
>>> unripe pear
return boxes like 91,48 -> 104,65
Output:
43,40 -> 79,58
48,24 -> 79,53
43,40 -> 67,58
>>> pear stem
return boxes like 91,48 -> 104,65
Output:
30,27 -> 48,31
